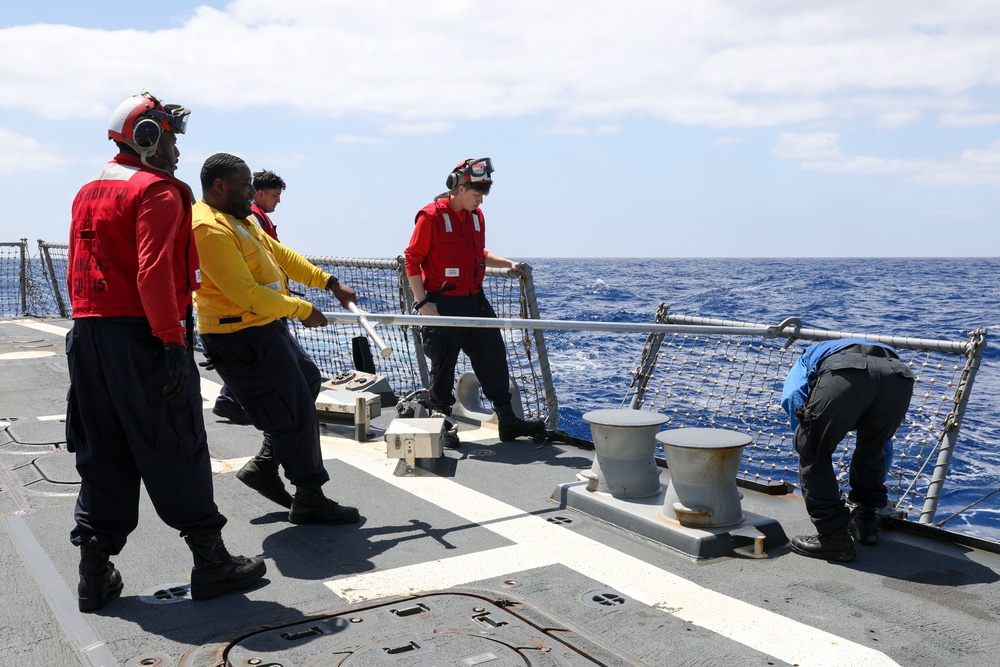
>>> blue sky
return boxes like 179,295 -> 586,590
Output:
2,1 -> 999,257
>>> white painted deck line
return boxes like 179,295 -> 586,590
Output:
1,320 -> 219,407
319,436 -> 899,667
1,319 -> 70,336
332,544 -> 557,602
0,350 -> 55,360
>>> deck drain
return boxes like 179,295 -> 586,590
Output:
469,449 -> 496,457
582,589 -> 631,609
546,514 -> 581,527
137,583 -> 191,604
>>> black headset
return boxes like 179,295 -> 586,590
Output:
131,116 -> 163,150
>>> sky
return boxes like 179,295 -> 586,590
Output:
2,1 -> 999,258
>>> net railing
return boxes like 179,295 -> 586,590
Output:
290,256 -> 557,426
9,238 -> 988,525
5,240 -> 557,427
0,239 -> 68,318
0,240 -> 28,317
624,304 -> 986,525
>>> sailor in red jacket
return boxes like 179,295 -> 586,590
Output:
65,92 -> 264,612
404,158 -> 545,447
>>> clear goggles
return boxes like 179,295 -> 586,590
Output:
464,157 -> 494,181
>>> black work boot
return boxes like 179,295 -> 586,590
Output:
790,529 -> 856,562
848,505 -> 879,546
237,455 -> 293,508
495,403 -> 546,442
430,406 -> 461,449
289,487 -> 361,525
212,398 -> 253,425
184,532 -> 266,601
78,542 -> 124,612
440,423 -> 461,449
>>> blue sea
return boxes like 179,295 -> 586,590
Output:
525,257 -> 1000,541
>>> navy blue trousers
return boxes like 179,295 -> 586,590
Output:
422,293 -> 512,410
66,318 -> 226,554
201,321 -> 329,489
794,348 -> 915,534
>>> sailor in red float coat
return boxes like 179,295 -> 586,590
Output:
68,153 -> 198,347
66,93 -> 266,612
404,158 -> 546,445
405,197 -> 489,297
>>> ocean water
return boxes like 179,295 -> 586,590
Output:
525,257 -> 1000,541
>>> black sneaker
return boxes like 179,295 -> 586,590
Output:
790,531 -> 856,562
212,400 -> 253,425
289,488 -> 361,525
236,458 -> 292,508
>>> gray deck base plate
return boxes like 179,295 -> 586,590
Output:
554,481 -> 788,560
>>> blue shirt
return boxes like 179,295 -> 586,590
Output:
780,338 -> 896,430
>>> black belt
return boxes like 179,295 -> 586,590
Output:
841,343 -> 898,359
219,316 -> 242,324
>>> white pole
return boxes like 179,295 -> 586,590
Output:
347,303 -> 393,358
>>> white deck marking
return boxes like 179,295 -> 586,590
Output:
0,319 -> 70,336
318,436 -> 900,667
0,320 -> 220,408
200,377 -> 221,405
333,544 -> 557,600
0,350 -> 56,360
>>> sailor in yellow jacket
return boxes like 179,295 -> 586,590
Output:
192,152 -> 361,526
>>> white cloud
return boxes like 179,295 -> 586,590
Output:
940,112 -> 1000,127
2,1 -> 1000,129
877,111 -> 921,129
0,128 -> 74,174
771,132 -> 844,160
773,133 -> 1000,186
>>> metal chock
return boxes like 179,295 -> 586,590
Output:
730,525 -> 768,559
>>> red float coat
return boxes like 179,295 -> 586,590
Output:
67,154 -> 199,348
404,198 -> 489,297
250,201 -> 279,241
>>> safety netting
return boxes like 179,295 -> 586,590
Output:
623,303 -> 986,523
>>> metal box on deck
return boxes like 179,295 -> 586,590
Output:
384,418 -> 446,466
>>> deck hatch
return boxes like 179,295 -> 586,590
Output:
224,592 -> 608,666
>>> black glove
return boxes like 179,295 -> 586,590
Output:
163,344 -> 191,404
198,352 -> 219,372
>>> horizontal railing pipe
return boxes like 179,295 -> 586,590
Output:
321,311 -> 779,337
